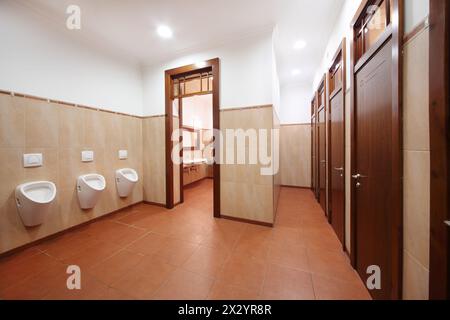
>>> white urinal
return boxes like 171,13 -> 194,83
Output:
115,168 -> 139,197
15,181 -> 57,227
77,174 -> 106,209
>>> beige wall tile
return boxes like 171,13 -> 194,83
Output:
84,108 -> 108,148
0,95 -> 146,254
221,181 -> 273,224
143,116 -> 166,205
404,150 -> 430,268
0,148 -> 24,204
280,124 -> 311,187
220,106 -> 275,224
403,250 -> 429,300
0,94 -> 25,148
403,28 -> 430,152
23,99 -> 59,148
59,105 -> 84,148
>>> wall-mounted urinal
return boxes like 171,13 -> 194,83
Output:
15,181 -> 57,227
77,174 -> 106,209
115,168 -> 139,197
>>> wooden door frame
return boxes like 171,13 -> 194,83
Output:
164,58 -> 221,218
313,93 -> 320,200
349,0 -> 403,299
317,75 -> 327,213
327,39 -> 347,250
429,0 -> 450,300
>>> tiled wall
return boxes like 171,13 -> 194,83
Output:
280,124 -> 311,188
220,105 -> 276,224
142,116 -> 166,205
402,26 -> 430,300
0,93 -> 143,254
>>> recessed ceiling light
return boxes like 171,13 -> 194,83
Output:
157,25 -> 173,39
292,69 -> 301,76
293,40 -> 307,50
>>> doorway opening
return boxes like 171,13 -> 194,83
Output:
164,58 -> 220,218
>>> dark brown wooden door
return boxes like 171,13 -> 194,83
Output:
318,107 -> 326,212
330,90 -> 345,245
354,39 -> 393,300
429,0 -> 450,300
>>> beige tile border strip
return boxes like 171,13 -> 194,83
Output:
0,89 -> 143,119
280,123 -> 310,126
1,89 -> 274,119
219,104 -> 273,112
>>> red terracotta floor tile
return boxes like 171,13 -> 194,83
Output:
1,261 -> 68,300
63,240 -> 122,270
153,269 -> 214,300
181,245 -> 230,278
124,232 -> 167,256
0,252 -> 60,294
207,281 -> 260,300
111,255 -> 176,299
0,181 -> 370,300
306,247 -> 360,282
261,264 -> 315,300
312,274 -> 371,300
216,253 -> 267,293
267,241 -> 310,272
43,272 -> 109,300
89,250 -> 144,285
153,237 -> 199,267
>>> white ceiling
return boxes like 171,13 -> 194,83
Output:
15,0 -> 344,87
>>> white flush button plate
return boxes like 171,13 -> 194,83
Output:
23,154 -> 43,168
81,151 -> 94,162
119,150 -> 128,160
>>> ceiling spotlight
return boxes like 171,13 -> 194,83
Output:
293,40 -> 307,50
292,69 -> 301,76
157,25 -> 173,39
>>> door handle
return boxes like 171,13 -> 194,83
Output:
352,173 -> 368,179
320,160 -> 326,164
334,167 -> 344,172
445,221 -> 450,227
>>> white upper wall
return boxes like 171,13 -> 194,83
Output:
313,0 -> 430,89
142,32 -> 274,116
0,1 -> 144,116
280,83 -> 312,124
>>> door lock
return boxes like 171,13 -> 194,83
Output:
356,182 -> 361,188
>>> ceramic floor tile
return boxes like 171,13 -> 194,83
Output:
111,255 -> 176,299
0,181 -> 370,300
181,245 -> 230,278
261,263 -> 315,300
153,269 -> 214,300
89,250 -> 145,285
312,274 -> 371,300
